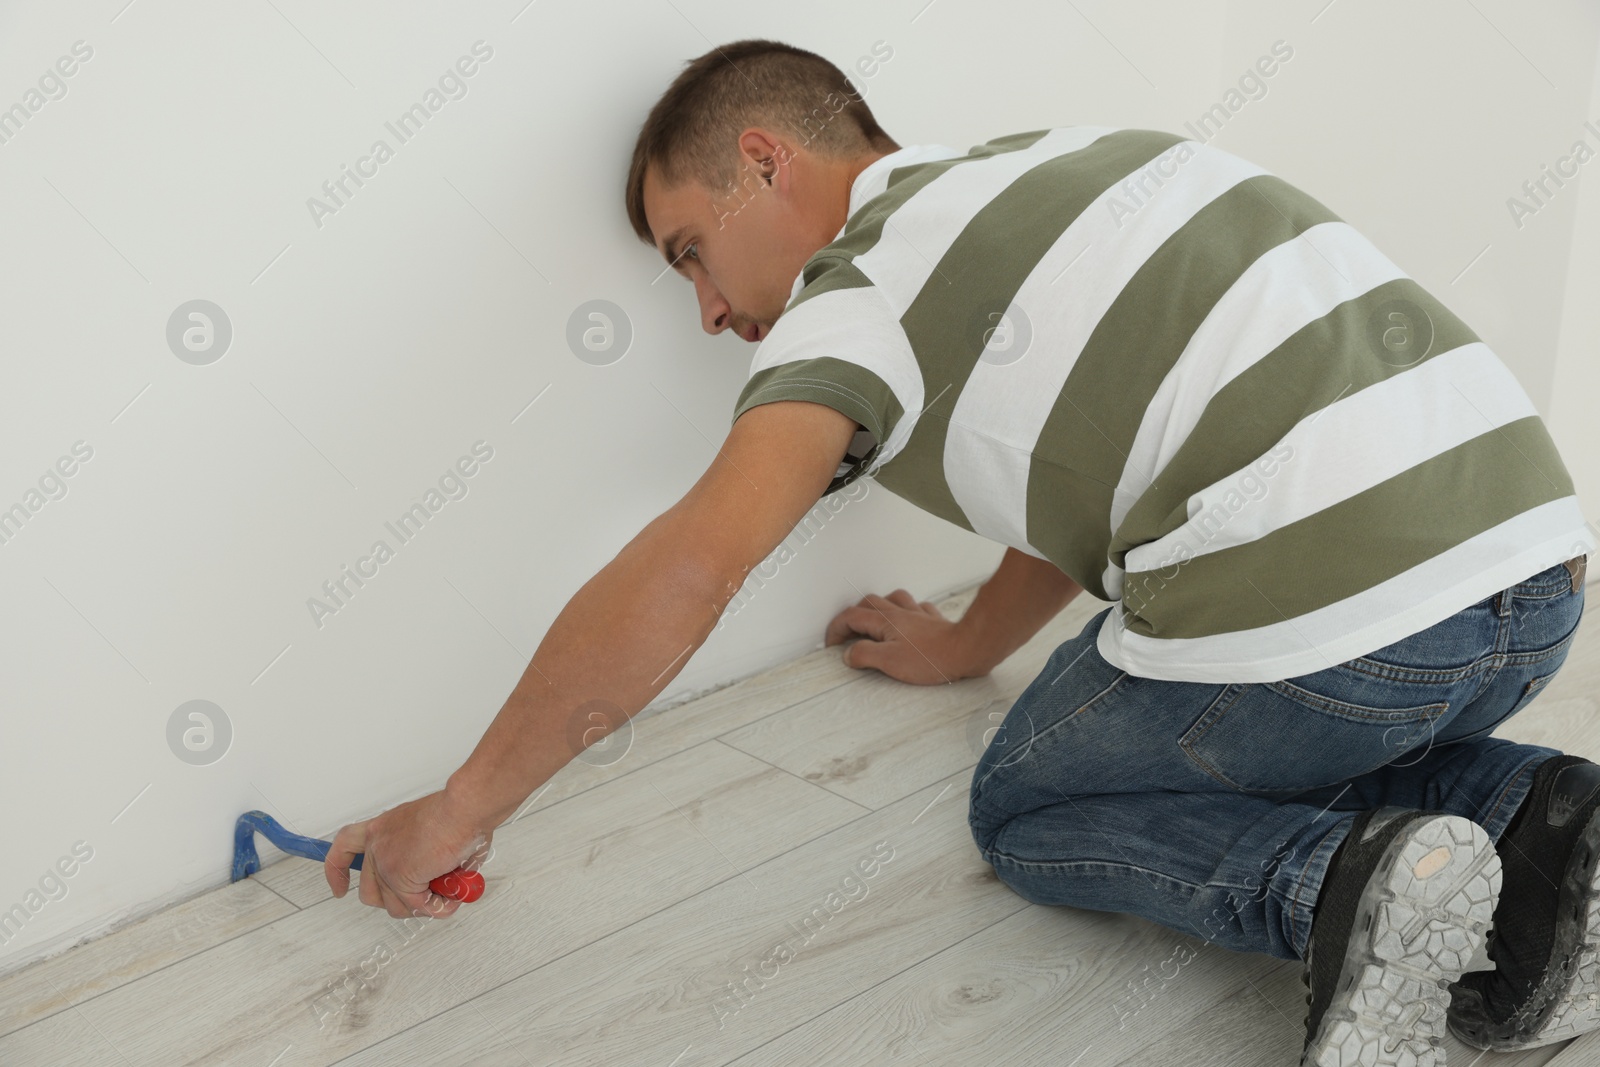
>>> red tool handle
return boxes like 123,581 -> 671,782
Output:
429,868 -> 486,903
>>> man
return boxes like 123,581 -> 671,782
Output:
326,38 -> 1598,1065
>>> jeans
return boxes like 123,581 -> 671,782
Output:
968,558 -> 1587,962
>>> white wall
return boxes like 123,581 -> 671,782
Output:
1,0 -> 1595,973
1549,13 -> 1600,549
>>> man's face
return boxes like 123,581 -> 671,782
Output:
644,137 -> 836,344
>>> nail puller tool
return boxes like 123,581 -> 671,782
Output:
231,810 -> 485,902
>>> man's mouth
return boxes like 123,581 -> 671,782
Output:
742,322 -> 765,343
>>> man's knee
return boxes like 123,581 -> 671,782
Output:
968,768 -> 1005,854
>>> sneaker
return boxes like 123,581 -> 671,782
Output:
1301,806 -> 1502,1066
1448,753 -> 1600,1050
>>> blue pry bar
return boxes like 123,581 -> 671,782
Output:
231,809 -> 363,882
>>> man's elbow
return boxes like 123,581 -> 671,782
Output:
632,505 -> 753,624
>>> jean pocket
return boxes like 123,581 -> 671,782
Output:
1179,680 -> 1448,794
1446,670 -> 1558,746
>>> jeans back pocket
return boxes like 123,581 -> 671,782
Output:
1179,679 -> 1448,795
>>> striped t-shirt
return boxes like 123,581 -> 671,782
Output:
729,127 -> 1596,684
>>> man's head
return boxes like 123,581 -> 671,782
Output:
626,39 -> 900,343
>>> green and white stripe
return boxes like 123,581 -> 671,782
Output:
732,127 -> 1595,683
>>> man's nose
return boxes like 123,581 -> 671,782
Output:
698,281 -> 733,335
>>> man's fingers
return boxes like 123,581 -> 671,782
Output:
841,606 -> 905,670
824,601 -> 864,645
844,637 -> 883,672
831,596 -> 879,635
826,602 -> 889,646
324,822 -> 368,898
884,589 -> 918,609
362,849 -> 421,919
408,891 -> 460,921
386,874 -> 466,920
843,607 -> 894,644
365,860 -> 413,919
825,592 -> 925,647
370,865 -> 406,919
358,863 -> 384,909
823,609 -> 850,647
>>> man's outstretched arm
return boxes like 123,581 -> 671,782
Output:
325,398 -> 859,918
444,398 -> 860,827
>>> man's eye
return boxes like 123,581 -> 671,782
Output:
685,244 -> 699,261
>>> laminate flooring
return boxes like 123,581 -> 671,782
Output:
3,583 -> 1598,1066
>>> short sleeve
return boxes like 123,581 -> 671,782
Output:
729,255 -> 921,494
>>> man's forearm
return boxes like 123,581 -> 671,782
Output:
954,547 -> 1084,676
443,508 -> 729,829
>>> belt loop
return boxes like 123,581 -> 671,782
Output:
1567,555 -> 1587,595
1496,585 -> 1513,617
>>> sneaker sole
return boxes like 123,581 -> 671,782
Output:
1448,806 -> 1600,1050
1304,814 -> 1502,1067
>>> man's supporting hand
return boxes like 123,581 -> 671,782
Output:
825,589 -> 976,685
828,548 -> 1085,686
